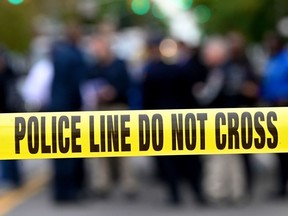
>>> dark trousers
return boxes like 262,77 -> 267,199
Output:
1,160 -> 21,186
53,158 -> 85,201
156,156 -> 204,204
278,153 -> 288,196
242,154 -> 253,194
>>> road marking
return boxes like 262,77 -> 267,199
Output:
0,173 -> 50,216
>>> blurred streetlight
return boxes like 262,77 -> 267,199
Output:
131,0 -> 151,16
178,0 -> 193,10
151,4 -> 165,19
8,0 -> 24,5
194,5 -> 211,24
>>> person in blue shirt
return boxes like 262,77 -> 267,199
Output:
262,33 -> 288,198
262,35 -> 288,105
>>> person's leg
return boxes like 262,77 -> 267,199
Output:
74,159 -> 85,193
157,156 -> 181,204
1,160 -> 21,187
182,156 -> 205,204
204,155 -> 229,204
53,159 -> 78,201
230,155 -> 245,202
91,158 -> 112,197
118,157 -> 138,197
277,153 -> 288,197
242,154 -> 253,196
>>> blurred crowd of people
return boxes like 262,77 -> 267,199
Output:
0,22 -> 288,207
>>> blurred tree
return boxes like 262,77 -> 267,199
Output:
92,0 -> 288,42
194,0 -> 288,41
91,0 -> 166,29
1,0 -> 288,52
0,1 -> 38,52
0,0 -> 79,53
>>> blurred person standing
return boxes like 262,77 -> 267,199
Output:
261,33 -> 288,198
223,32 -> 258,108
85,33 -> 137,199
197,37 -> 247,205
22,29 -> 54,112
0,47 -> 22,191
225,32 -> 258,197
178,41 -> 209,202
142,37 -> 206,205
177,42 -> 208,107
48,24 -> 87,202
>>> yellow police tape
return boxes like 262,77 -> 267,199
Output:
0,107 -> 287,160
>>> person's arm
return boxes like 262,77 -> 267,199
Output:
193,68 -> 225,106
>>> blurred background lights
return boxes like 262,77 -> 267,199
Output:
172,0 -> 193,11
277,17 -> 288,37
194,5 -> 211,23
179,0 -> 193,10
159,38 -> 178,58
8,0 -> 24,5
152,5 -> 165,19
131,0 -> 151,16
152,0 -> 201,46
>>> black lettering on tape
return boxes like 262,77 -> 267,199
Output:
241,112 -> 253,149
215,112 -> 226,150
139,114 -> 150,151
28,116 -> 39,154
15,117 -> 26,154
90,116 -> 99,152
185,113 -> 196,151
58,116 -> 69,153
100,115 -> 106,152
254,112 -> 265,149
152,114 -> 163,151
107,115 -> 119,152
121,115 -> 131,152
71,116 -> 81,153
52,116 -> 57,153
197,113 -> 207,150
228,113 -> 240,149
41,117 -> 51,153
172,114 -> 183,151
267,111 -> 278,149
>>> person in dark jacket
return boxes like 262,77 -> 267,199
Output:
223,32 -> 258,197
49,24 -> 87,202
142,38 -> 206,205
0,47 -> 22,188
85,33 -> 137,199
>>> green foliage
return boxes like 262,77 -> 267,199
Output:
0,2 -> 36,52
0,0 -> 287,52
193,0 -> 285,41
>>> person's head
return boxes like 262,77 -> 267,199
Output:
65,22 -> 82,45
265,32 -> 286,56
202,37 -> 228,68
146,36 -> 162,61
177,40 -> 193,60
90,33 -> 113,63
227,32 -> 246,59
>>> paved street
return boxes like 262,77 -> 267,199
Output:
1,155 -> 288,216
6,186 -> 288,216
